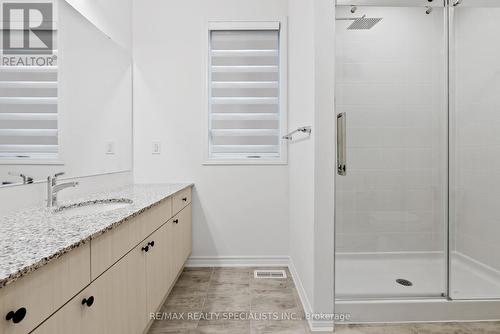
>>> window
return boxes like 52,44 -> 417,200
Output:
206,21 -> 287,164
0,31 -> 58,163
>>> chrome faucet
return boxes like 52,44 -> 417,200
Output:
8,172 -> 34,184
47,172 -> 79,207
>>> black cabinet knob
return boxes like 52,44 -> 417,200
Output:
148,241 -> 155,247
142,245 -> 149,252
81,296 -> 94,307
173,219 -> 179,224
6,307 -> 27,324
182,197 -> 187,202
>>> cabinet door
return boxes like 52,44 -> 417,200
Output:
32,276 -> 105,334
106,243 -> 148,333
0,244 -> 90,334
172,204 -> 192,273
33,243 -> 148,334
145,221 -> 175,313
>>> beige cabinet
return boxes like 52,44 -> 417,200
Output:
6,186 -> 192,334
34,243 -> 148,334
0,244 -> 90,334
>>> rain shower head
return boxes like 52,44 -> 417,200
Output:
336,14 -> 382,30
347,15 -> 382,30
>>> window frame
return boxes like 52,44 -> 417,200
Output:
203,19 -> 288,166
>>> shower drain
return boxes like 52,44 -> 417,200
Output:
396,278 -> 413,287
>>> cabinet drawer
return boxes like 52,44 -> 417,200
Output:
91,198 -> 172,279
137,197 -> 173,243
172,187 -> 191,215
0,244 -> 90,334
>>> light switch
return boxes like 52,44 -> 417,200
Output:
105,141 -> 115,155
152,141 -> 161,155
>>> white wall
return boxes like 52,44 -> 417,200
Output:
132,0 -> 290,260
288,0 -> 316,314
312,0 -> 335,320
288,0 -> 335,329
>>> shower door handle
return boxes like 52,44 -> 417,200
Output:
337,112 -> 347,176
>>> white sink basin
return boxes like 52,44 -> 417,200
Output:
54,199 -> 133,218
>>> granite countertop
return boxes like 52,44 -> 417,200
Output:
0,183 -> 193,289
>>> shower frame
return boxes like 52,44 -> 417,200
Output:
333,0 -> 500,324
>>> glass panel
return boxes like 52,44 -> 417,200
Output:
450,4 -> 500,299
335,5 -> 448,299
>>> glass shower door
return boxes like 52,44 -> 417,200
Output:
335,1 -> 448,299
449,0 -> 500,300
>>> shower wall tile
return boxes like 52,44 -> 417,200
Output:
347,148 -> 435,170
336,6 -> 447,254
336,232 -> 444,253
339,62 -> 409,83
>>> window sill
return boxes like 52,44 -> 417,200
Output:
0,159 -> 64,166
203,159 -> 288,166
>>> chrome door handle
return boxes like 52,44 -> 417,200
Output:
337,112 -> 347,176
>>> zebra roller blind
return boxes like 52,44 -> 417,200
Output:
208,22 -> 286,163
0,31 -> 58,161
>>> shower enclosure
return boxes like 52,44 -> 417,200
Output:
335,0 -> 500,323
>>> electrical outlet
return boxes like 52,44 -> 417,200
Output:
152,141 -> 161,155
105,141 -> 115,155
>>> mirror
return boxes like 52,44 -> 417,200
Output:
0,0 -> 133,187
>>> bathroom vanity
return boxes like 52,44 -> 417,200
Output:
0,184 -> 193,334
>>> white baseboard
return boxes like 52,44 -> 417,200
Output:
309,320 -> 335,332
288,260 -> 315,331
185,255 -> 290,267
288,259 -> 334,332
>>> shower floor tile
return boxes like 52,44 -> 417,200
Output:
336,253 -> 446,298
336,252 -> 500,299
